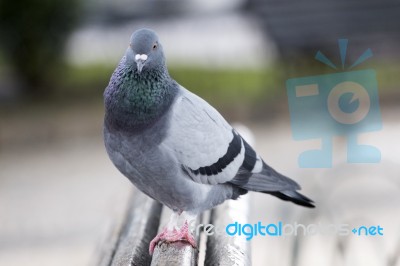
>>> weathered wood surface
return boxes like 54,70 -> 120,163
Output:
98,190 -> 252,266
205,195 -> 252,266
97,189 -> 162,266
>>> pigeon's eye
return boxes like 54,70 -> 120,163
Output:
152,43 -> 158,50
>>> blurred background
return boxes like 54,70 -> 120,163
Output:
0,0 -> 399,265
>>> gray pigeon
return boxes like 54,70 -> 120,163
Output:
103,28 -> 314,254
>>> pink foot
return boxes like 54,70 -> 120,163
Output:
149,221 -> 197,255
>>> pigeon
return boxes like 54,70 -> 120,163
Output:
103,28 -> 314,254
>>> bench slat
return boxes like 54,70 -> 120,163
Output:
101,189 -> 163,266
205,195 -> 252,266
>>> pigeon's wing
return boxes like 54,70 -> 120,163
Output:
162,86 -> 244,185
162,86 -> 300,193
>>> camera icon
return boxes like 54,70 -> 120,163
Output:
287,64 -> 382,168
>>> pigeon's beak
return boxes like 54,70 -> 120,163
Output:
135,54 -> 148,74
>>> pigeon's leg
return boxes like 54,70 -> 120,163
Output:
149,211 -> 197,254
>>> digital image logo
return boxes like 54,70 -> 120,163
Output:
286,39 -> 382,168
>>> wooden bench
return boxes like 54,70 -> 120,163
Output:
96,188 -> 251,266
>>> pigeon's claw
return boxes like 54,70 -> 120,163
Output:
149,221 -> 197,255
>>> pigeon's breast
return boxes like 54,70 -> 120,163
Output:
103,107 -> 179,191
103,120 -> 223,212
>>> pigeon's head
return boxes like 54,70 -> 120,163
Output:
125,28 -> 165,74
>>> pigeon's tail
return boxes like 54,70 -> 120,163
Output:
265,190 -> 315,208
230,161 -> 315,208
254,162 -> 315,208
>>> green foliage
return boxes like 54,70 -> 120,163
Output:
0,0 -> 81,96
13,59 -> 399,119
56,64 -> 114,97
53,63 -> 284,120
169,67 -> 281,107
57,64 -> 281,101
